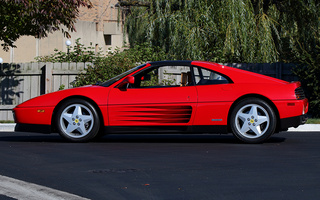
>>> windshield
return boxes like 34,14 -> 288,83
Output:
101,64 -> 146,87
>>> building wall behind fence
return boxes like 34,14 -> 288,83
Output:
0,62 -> 299,121
0,62 -> 91,121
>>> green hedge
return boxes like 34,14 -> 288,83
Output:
35,40 -> 166,87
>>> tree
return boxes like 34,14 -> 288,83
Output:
0,0 -> 92,51
122,0 -> 319,63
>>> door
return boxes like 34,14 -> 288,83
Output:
108,64 -> 197,130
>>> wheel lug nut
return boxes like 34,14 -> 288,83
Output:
255,119 -> 258,122
247,118 -> 250,121
251,116 -> 254,119
77,123 -> 80,126
248,123 -> 251,125
73,122 -> 76,125
72,118 -> 75,121
253,123 -> 256,126
79,119 -> 82,122
76,115 -> 79,118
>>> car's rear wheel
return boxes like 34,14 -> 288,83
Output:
230,98 -> 276,143
55,99 -> 100,142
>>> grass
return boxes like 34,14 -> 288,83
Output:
306,118 -> 320,124
0,120 -> 14,123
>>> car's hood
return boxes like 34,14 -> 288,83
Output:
15,85 -> 110,108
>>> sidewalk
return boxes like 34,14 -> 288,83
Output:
287,124 -> 320,132
0,123 -> 319,132
0,124 -> 16,132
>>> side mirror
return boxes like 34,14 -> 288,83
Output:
118,76 -> 135,89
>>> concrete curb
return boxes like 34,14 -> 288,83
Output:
0,123 -> 319,132
0,124 -> 16,132
288,124 -> 320,132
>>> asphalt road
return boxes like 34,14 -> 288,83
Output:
0,131 -> 319,200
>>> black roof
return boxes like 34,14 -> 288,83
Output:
149,60 -> 192,66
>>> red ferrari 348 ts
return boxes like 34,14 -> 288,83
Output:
13,61 -> 308,143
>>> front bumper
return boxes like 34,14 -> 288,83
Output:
15,123 -> 52,133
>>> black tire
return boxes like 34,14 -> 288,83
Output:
55,99 -> 100,142
230,98 -> 276,143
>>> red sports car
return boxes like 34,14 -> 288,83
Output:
13,61 -> 308,143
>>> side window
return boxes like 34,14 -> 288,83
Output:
193,67 -> 230,85
132,65 -> 192,88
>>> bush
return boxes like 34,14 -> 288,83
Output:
71,43 -> 166,87
293,45 -> 320,118
35,40 -> 166,87
35,38 -> 102,63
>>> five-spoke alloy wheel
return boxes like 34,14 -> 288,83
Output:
230,98 -> 276,143
56,99 -> 100,142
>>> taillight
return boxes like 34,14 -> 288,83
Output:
295,87 -> 306,100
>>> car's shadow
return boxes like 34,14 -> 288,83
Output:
0,132 -> 286,144
98,134 -> 287,144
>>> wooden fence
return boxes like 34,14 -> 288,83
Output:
0,62 -> 91,121
0,62 -> 299,121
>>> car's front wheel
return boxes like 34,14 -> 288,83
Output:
230,98 -> 276,143
55,99 -> 100,142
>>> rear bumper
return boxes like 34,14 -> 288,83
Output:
280,114 -> 308,131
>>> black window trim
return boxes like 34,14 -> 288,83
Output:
129,61 -> 194,89
191,65 -> 234,85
